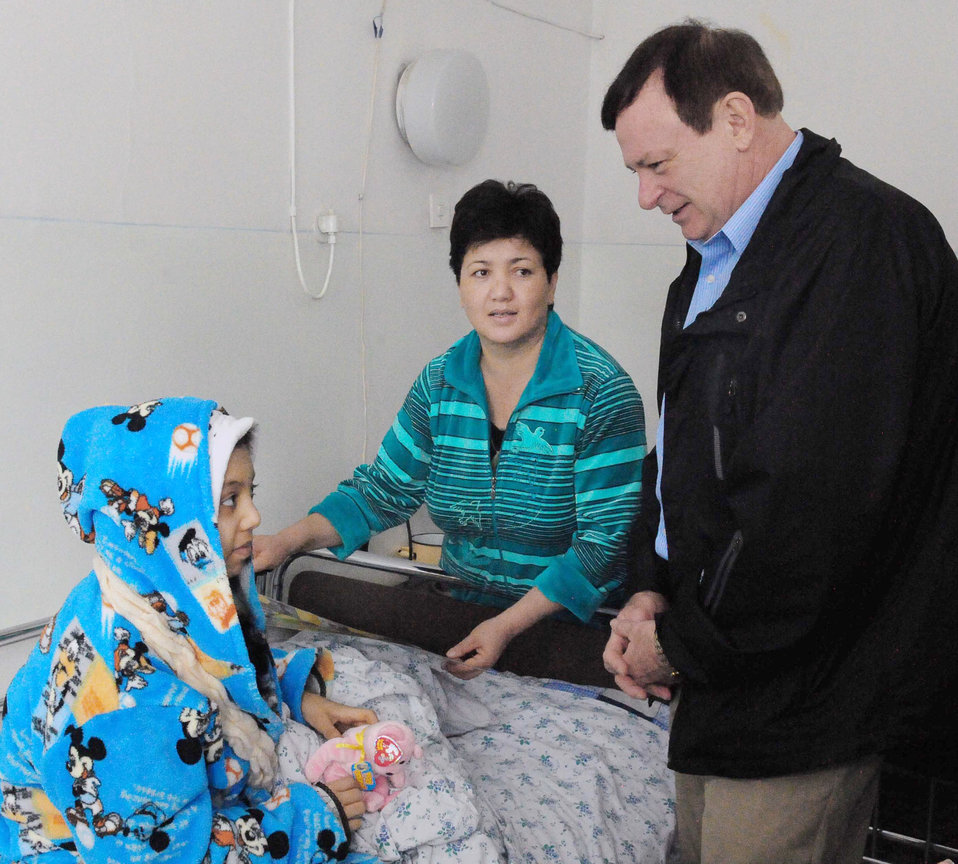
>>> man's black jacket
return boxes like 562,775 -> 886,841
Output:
637,130 -> 958,777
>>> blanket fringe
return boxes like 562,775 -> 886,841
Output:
93,556 -> 278,788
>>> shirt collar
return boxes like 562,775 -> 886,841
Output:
445,310 -> 581,410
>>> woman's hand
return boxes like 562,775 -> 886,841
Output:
251,533 -> 291,573
444,588 -> 565,680
324,775 -> 367,832
301,692 -> 378,739
444,616 -> 514,680
252,513 -> 343,573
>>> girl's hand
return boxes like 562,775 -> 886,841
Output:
325,775 -> 367,832
302,692 -> 378,739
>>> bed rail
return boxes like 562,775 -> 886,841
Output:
864,760 -> 958,864
0,618 -> 47,648
259,548 -> 447,604
260,548 -> 622,616
258,549 -> 621,688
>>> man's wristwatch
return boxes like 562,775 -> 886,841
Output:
652,627 -> 681,683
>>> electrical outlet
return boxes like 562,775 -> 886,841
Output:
316,209 -> 338,236
429,194 -> 450,229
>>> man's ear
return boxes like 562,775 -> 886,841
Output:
719,91 -> 756,151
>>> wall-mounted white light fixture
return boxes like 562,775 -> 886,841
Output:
395,49 -> 489,166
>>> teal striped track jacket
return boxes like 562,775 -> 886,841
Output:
313,311 -> 646,621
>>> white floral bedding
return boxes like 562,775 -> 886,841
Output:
275,631 -> 675,864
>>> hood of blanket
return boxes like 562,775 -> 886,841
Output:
56,397 -> 277,726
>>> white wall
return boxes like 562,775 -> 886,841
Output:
2,0 -> 957,639
0,0 -> 595,630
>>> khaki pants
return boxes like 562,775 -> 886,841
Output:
672,755 -> 882,864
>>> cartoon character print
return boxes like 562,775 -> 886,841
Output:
59,728 -> 177,854
176,705 -> 224,766
57,441 -> 94,543
178,527 -> 214,569
121,802 -> 173,853
203,809 -> 289,864
202,584 -> 239,633
2,782 -> 78,857
142,589 -> 239,679
169,422 -> 202,474
62,726 -> 124,844
111,400 -> 162,432
39,630 -> 94,739
312,829 -> 350,863
100,479 -> 174,554
144,590 -> 190,634
140,589 -> 239,680
52,635 -> 86,704
38,615 -> 57,654
112,627 -> 155,692
218,756 -> 242,790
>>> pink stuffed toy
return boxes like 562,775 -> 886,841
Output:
304,721 -> 423,812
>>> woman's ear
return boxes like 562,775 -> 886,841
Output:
547,272 -> 558,305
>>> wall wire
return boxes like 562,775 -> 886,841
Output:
288,0 -> 335,300
358,1 -> 388,462
487,1 -> 604,40
287,1 -> 385,459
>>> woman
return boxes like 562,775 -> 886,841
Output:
254,180 -> 646,679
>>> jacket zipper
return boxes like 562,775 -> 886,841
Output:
704,529 -> 743,613
489,413 -> 514,559
713,425 -> 724,481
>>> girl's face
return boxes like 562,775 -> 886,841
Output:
217,447 -> 260,577
458,236 -> 557,353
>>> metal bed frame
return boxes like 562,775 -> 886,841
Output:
0,619 -> 47,649
864,761 -> 957,864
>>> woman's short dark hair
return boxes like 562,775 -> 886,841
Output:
601,19 -> 784,134
449,180 -> 562,282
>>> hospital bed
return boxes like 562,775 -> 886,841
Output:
1,556 -> 951,861
259,549 -> 958,864
259,549 -> 676,863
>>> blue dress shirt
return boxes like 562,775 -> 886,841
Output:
655,131 -> 803,560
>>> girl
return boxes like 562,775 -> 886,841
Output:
0,397 -> 376,862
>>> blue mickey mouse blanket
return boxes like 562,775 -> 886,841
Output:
0,397 -> 374,863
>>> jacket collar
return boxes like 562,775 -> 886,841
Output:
673,129 -> 843,324
445,310 -> 583,413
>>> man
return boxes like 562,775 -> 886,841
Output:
601,20 -> 958,864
